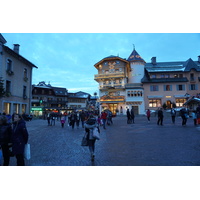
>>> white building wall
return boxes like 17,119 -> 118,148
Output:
129,62 -> 145,83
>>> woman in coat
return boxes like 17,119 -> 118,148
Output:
85,114 -> 100,161
12,114 -> 28,166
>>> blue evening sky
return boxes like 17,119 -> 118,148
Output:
2,33 -> 200,95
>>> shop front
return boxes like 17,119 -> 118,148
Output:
100,95 -> 125,115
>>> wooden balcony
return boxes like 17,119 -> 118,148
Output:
94,72 -> 125,80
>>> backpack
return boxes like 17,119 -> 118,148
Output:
86,118 -> 96,125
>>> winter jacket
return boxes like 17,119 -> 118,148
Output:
12,120 -> 28,155
0,124 -> 12,145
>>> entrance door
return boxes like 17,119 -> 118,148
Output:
132,106 -> 138,115
166,100 -> 172,109
108,104 -> 117,115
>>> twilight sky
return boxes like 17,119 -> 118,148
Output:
2,33 -> 200,95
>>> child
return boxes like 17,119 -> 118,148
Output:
60,115 -> 66,128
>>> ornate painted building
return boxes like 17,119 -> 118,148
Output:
94,48 -> 146,115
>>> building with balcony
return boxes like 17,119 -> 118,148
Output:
94,49 -> 146,115
94,47 -> 200,115
31,81 -> 68,116
0,33 -> 38,115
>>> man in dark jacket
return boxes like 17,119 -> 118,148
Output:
80,110 -> 86,128
130,106 -> 135,124
157,108 -> 164,126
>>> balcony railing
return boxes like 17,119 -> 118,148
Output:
94,72 -> 125,79
99,84 -> 125,89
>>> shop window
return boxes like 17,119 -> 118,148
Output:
176,99 -> 186,107
149,99 -> 161,107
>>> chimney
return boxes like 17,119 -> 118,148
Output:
13,44 -> 20,54
198,55 -> 200,63
151,57 -> 156,65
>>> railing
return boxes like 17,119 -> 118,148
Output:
94,72 -> 125,79
99,84 -> 125,89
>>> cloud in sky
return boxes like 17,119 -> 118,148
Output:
2,33 -> 200,95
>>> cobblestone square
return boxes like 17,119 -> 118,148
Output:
7,114 -> 200,166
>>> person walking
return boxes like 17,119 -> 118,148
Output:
0,115 -> 12,166
47,113 -> 51,126
60,115 -> 66,128
130,106 -> 135,124
101,111 -> 107,129
180,106 -> 189,126
50,112 -> 56,126
170,108 -> 176,124
80,110 -> 86,128
146,109 -> 151,123
12,113 -> 28,166
157,108 -> 164,126
76,111 -> 81,129
69,111 -> 77,130
126,108 -> 131,124
84,114 -> 100,161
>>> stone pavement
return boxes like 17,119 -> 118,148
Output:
8,114 -> 200,166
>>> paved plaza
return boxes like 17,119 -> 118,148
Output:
8,114 -> 200,166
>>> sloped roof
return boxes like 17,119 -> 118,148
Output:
0,33 -> 7,44
94,55 -> 129,68
3,45 -> 38,68
183,58 -> 200,71
145,58 -> 200,73
127,49 -> 146,63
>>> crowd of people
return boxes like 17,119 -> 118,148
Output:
2,104 -> 200,166
0,109 -> 114,165
126,105 -> 200,127
44,109 -> 114,162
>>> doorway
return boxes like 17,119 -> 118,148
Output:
108,104 -> 117,115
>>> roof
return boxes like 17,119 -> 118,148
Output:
183,58 -> 199,71
94,55 -> 129,68
68,91 -> 90,99
127,49 -> 146,63
142,77 -> 188,83
184,97 -> 200,105
3,45 -> 38,68
52,87 -> 68,96
0,33 -> 7,44
145,58 -> 200,73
